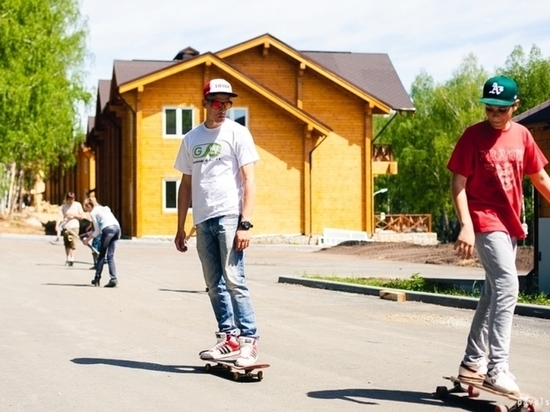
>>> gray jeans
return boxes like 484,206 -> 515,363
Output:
463,231 -> 518,369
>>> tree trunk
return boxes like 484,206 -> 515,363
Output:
6,162 -> 16,217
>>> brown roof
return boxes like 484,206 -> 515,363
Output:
113,60 -> 179,86
109,38 -> 413,112
301,51 -> 413,111
98,79 -> 111,112
513,99 -> 550,124
87,116 -> 95,133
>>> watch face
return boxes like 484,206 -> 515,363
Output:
240,221 -> 252,230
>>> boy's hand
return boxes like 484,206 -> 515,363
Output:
454,226 -> 475,259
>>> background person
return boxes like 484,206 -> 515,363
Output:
57,192 -> 84,267
81,197 -> 121,288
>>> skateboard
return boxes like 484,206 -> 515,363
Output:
202,358 -> 270,381
435,375 -> 542,412
64,227 -> 100,255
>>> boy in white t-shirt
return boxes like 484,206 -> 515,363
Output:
57,192 -> 84,266
174,79 -> 260,367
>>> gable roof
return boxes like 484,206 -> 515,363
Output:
217,33 -> 414,112
114,60 -> 178,86
513,99 -> 550,125
302,51 -> 413,111
117,53 -> 332,136
97,79 -> 111,112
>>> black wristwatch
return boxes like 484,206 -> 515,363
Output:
238,220 -> 253,230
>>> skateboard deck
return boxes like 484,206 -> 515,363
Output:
202,358 -> 270,381
64,227 -> 100,255
435,375 -> 542,412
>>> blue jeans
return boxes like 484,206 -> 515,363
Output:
463,231 -> 518,368
196,215 -> 258,338
96,225 -> 121,282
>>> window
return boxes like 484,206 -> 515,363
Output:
163,179 -> 192,212
163,107 -> 194,138
227,108 -> 248,127
163,179 -> 179,212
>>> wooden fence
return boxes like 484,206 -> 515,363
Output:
375,214 -> 432,233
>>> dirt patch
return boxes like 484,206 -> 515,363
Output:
318,241 -> 535,273
0,203 -> 60,236
0,206 -> 535,273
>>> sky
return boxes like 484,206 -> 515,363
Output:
80,0 -> 550,123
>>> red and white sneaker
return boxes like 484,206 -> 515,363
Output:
199,332 -> 240,360
235,337 -> 258,367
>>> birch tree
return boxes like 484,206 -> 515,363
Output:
0,0 -> 91,212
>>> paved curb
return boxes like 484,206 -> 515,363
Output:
278,276 -> 550,320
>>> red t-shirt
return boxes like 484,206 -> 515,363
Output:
447,121 -> 547,239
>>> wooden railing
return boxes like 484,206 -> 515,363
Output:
375,214 -> 432,233
373,144 -> 393,161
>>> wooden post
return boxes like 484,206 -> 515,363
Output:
364,103 -> 374,235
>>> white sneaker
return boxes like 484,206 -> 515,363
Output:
199,332 -> 240,360
484,364 -> 520,394
458,361 -> 487,382
235,337 -> 258,367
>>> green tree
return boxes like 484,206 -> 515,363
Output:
498,45 -> 550,244
499,45 -> 550,114
0,0 -> 91,211
375,55 -> 488,241
375,46 -> 550,243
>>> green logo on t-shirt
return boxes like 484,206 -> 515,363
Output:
193,143 -> 222,159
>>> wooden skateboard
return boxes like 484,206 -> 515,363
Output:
202,358 -> 270,381
64,227 -> 99,255
435,375 -> 542,412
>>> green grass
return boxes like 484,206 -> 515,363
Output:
303,274 -> 550,306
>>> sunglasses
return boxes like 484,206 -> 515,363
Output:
206,100 -> 233,110
485,105 -> 512,114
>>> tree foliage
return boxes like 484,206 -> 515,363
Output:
375,47 -> 550,243
0,0 -> 91,211
0,0 -> 91,168
500,45 -> 550,115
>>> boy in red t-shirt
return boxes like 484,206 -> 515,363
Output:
448,75 -> 550,394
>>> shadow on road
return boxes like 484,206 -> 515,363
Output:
307,388 -> 496,411
43,283 -> 93,287
71,357 -> 203,374
159,288 -> 207,294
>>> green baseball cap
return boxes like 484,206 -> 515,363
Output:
479,75 -> 518,106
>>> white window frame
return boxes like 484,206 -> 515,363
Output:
227,107 -> 248,127
163,106 -> 195,139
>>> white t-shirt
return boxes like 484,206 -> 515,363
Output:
90,205 -> 120,238
60,201 -> 84,230
174,119 -> 259,224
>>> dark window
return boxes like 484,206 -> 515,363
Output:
165,109 -> 177,135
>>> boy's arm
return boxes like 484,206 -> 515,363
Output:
234,162 -> 256,251
529,168 -> 550,201
175,174 -> 192,252
451,173 -> 475,259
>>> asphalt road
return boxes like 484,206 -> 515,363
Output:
1,235 -> 549,412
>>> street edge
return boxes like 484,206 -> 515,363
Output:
278,276 -> 550,320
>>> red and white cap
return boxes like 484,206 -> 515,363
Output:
203,79 -> 238,98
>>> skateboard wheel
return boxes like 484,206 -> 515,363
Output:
232,372 -> 240,381
204,363 -> 211,372
528,404 -> 542,412
467,386 -> 480,398
435,386 -> 448,399
493,405 -> 507,412
257,371 -> 264,381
